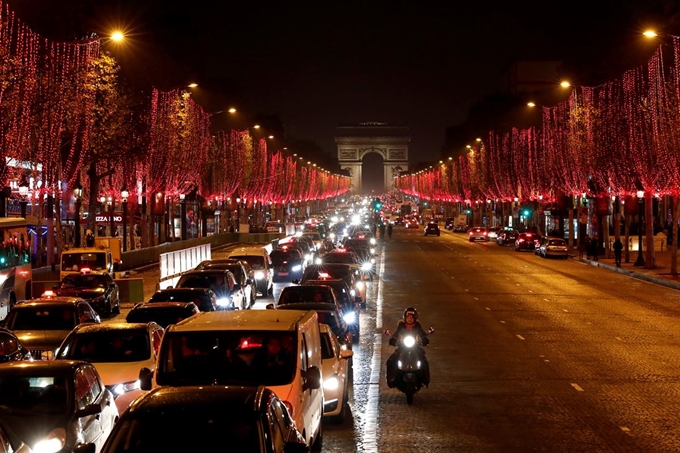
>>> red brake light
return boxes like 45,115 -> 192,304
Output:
318,272 -> 330,279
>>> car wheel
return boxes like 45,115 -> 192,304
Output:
113,298 -> 121,314
437,232 -> 440,236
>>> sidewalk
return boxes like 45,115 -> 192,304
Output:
575,246 -> 680,291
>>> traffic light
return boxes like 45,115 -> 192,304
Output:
522,208 -> 531,217
373,198 -> 382,212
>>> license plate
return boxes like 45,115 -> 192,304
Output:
278,272 -> 289,276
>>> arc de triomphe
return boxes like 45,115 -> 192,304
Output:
335,122 -> 410,194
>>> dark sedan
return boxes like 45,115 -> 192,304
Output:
424,222 -> 441,236
54,271 -> 120,318
496,229 -> 519,246
148,287 -> 217,312
2,295 -> 101,360
270,247 -> 305,281
74,385 -> 309,453
515,232 -> 540,251
0,360 -> 118,453
195,259 -> 256,308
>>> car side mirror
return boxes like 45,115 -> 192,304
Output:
340,349 -> 353,359
139,367 -> 154,391
302,366 -> 321,391
76,403 -> 102,418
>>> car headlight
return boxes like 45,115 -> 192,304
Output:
112,380 -> 141,396
370,248 -> 376,254
370,238 -> 376,245
254,271 -> 265,280
370,258 -> 375,264
292,265 -> 302,272
315,257 -> 323,265
330,233 -> 336,239
343,311 -> 356,324
361,263 -> 372,271
402,336 -> 416,348
324,374 -> 339,391
33,428 -> 66,453
350,289 -> 356,297
217,298 -> 231,307
355,281 -> 364,290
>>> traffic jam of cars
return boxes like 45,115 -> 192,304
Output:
0,201 -> 392,453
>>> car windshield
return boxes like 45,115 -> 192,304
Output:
61,252 -> 107,272
230,255 -> 264,270
5,306 -> 77,330
0,376 -> 69,415
60,274 -> 106,289
320,332 -> 334,360
157,331 -> 296,387
126,307 -> 195,328
58,330 -> 151,362
105,410 -> 260,452
549,239 -> 566,246
176,274 -> 224,291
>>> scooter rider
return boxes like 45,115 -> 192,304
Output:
386,307 -> 430,388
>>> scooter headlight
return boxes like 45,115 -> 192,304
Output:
254,271 -> 265,280
370,238 -> 376,245
34,428 -> 66,453
343,311 -> 356,324
315,257 -> 323,265
217,297 -> 231,307
361,262 -> 372,271
370,248 -> 376,254
355,281 -> 364,290
350,289 -> 356,297
292,265 -> 302,272
403,335 -> 416,348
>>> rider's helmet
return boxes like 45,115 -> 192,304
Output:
403,307 -> 418,326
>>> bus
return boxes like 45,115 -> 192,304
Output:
0,217 -> 32,320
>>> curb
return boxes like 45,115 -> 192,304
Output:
578,257 -> 680,291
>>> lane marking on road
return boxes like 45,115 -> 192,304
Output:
474,297 -> 479,301
528,290 -> 533,293
571,383 -> 584,392
620,427 -> 631,435
616,337 -> 623,341
516,283 -> 521,286
485,307 -> 491,311
500,320 -> 506,324
465,289 -> 469,292
544,298 -> 549,302
563,309 -> 569,313
362,252 -> 385,453
516,334 -> 525,340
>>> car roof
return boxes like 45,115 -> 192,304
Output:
128,385 -> 272,417
167,309 -> 314,333
71,322 -> 158,334
276,302 -> 339,312
133,301 -> 197,309
0,360 -> 87,374
15,296 -> 86,306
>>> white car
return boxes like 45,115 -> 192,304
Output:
56,322 -> 164,414
319,323 -> 353,422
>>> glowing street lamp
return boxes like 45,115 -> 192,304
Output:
74,183 -> 83,247
179,193 -> 187,241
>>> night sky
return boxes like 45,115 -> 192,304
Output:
5,0 -> 679,167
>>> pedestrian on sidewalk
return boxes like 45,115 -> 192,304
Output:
613,238 -> 623,267
592,234 -> 599,261
579,236 -> 587,258
584,234 -> 592,259
387,223 -> 393,241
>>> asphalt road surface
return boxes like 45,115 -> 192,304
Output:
111,227 -> 680,452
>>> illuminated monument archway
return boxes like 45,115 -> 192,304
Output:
335,122 -> 410,194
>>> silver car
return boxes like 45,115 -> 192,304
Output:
537,237 -> 569,259
468,227 -> 489,242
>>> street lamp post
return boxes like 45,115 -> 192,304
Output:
18,184 -> 29,219
74,183 -> 83,247
121,187 -> 129,252
634,190 -> 645,267
179,193 -> 187,241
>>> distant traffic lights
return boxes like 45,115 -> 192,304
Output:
522,208 -> 531,217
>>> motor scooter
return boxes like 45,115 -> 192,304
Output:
384,326 -> 434,405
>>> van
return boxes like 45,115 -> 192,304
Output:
139,309 -> 324,451
227,246 -> 274,296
